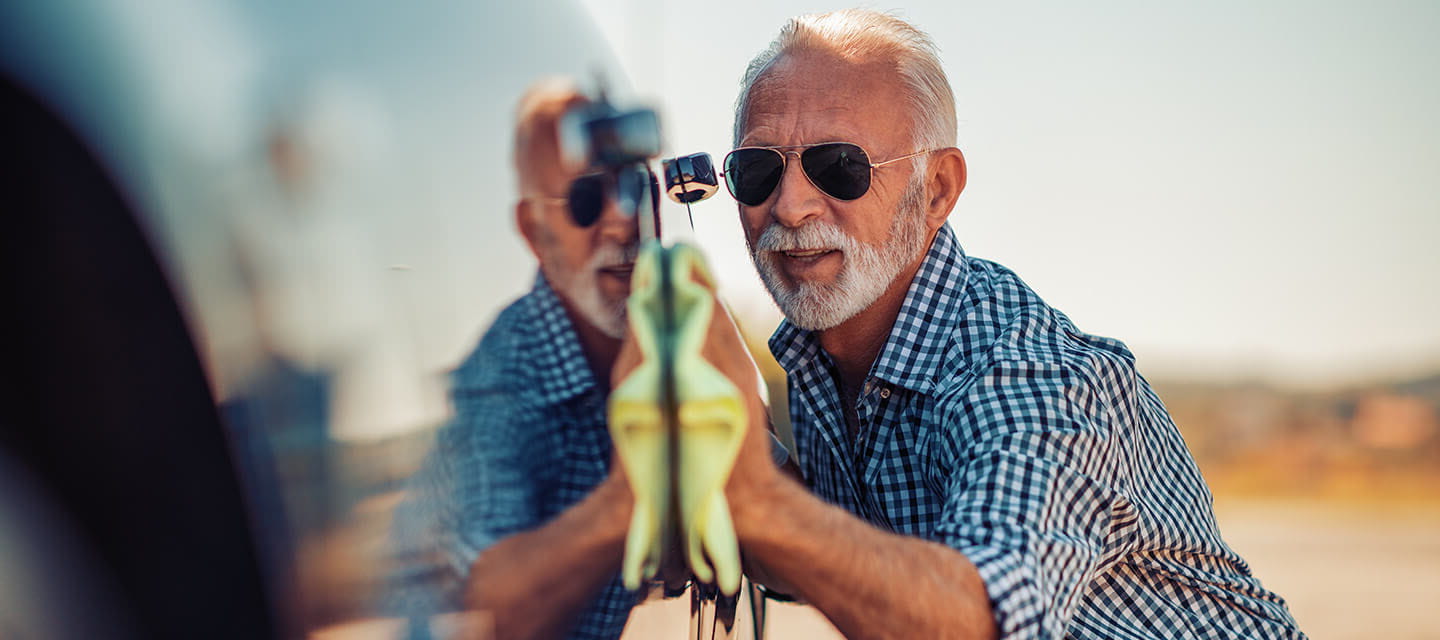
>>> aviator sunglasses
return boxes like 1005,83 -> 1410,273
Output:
721,142 -> 933,206
530,165 -> 661,228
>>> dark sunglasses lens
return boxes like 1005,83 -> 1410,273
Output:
567,174 -> 605,227
801,143 -> 871,200
724,149 -> 784,206
615,165 -> 651,220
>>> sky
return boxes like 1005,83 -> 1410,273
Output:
582,0 -> 1440,388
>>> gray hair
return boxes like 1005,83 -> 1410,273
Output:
733,9 -> 957,158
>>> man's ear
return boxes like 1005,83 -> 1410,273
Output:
925,147 -> 967,229
516,200 -> 542,259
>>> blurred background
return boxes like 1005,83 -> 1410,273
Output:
0,0 -> 1435,638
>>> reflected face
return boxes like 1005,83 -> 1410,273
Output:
526,162 -> 639,339
737,51 -> 931,330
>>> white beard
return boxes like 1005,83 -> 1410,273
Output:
749,176 -> 929,331
543,241 -> 637,339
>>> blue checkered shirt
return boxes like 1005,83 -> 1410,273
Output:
389,275 -> 635,639
770,224 -> 1305,639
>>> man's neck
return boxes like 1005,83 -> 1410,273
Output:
817,231 -> 935,398
557,298 -> 622,390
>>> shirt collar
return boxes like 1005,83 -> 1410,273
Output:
769,223 -> 971,396
520,272 -> 600,405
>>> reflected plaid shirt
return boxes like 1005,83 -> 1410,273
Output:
389,275 -> 635,639
770,224 -> 1306,639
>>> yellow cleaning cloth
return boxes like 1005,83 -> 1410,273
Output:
607,241 -> 669,591
669,244 -> 746,596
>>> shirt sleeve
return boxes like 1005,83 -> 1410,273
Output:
930,359 -> 1139,639
386,376 -> 545,618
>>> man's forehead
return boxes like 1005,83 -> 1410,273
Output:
740,51 -> 908,148
521,155 -> 576,196
740,110 -> 870,148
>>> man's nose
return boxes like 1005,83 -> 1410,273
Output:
769,150 -> 824,228
594,193 -> 639,245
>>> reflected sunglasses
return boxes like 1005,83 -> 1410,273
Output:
721,142 -> 934,206
529,166 -> 660,228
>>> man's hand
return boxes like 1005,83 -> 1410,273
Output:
674,265 -> 806,595
666,265 -> 784,505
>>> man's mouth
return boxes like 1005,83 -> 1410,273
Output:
780,248 -> 837,260
598,263 -> 635,277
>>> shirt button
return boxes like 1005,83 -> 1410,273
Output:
879,388 -> 891,399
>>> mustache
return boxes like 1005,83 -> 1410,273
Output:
754,220 -> 850,252
589,241 -> 640,270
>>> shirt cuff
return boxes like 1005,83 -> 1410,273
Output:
950,542 -> 1049,640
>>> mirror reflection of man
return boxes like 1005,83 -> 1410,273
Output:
390,80 -> 645,639
708,9 -> 1308,640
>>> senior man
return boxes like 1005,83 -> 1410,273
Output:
712,10 -> 1307,640
389,82 -> 646,639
